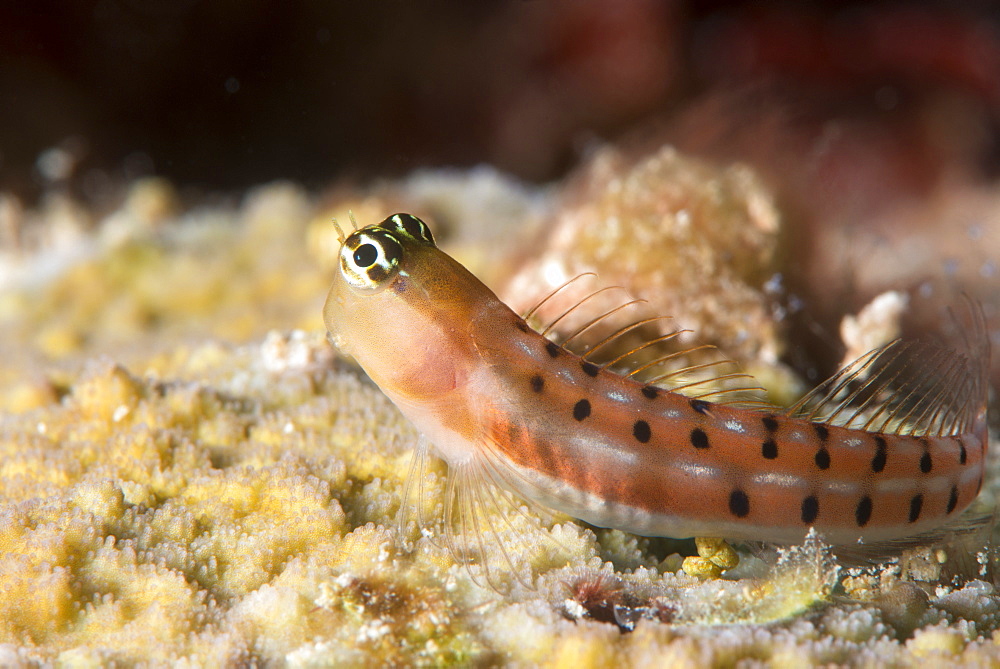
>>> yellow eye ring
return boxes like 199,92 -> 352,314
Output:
339,228 -> 403,291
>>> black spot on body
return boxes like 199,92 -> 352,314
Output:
690,428 -> 709,449
815,448 -> 831,470
920,452 -> 932,474
960,441 -> 968,465
855,496 -> 873,527
908,494 -> 923,523
801,496 -> 819,524
633,420 -> 651,443
947,486 -> 959,514
516,320 -> 530,334
762,439 -> 778,459
641,385 -> 659,399
729,490 -> 750,518
762,416 -> 779,432
581,360 -> 600,377
573,399 -> 591,421
814,424 -> 829,442
546,341 -> 561,358
871,437 -> 887,473
530,375 -> 544,393
690,399 -> 710,415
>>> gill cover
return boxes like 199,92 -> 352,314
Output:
324,212 -> 499,464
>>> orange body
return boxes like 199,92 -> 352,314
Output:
324,214 -> 990,545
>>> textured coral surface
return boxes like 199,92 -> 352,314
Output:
1,170 -> 999,667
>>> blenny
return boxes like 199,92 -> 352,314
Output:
323,213 -> 990,580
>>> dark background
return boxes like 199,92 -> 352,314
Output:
4,1 -> 1000,202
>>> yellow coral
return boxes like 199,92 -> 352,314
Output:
0,172 -> 997,666
681,536 -> 740,579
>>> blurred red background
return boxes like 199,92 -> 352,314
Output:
3,1 -> 998,199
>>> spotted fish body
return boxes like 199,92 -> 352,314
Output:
324,214 -> 990,547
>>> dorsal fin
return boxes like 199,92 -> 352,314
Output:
521,274 -> 772,409
787,298 -> 990,436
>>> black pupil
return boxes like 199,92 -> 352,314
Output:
353,243 -> 378,267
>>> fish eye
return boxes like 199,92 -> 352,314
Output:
353,243 -> 378,268
379,213 -> 435,246
340,229 -> 403,291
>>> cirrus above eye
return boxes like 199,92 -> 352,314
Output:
353,243 -> 378,268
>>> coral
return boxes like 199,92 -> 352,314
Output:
681,537 -> 740,579
500,145 -> 784,367
1,168 -> 998,665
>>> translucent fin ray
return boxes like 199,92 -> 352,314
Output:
429,444 -> 567,593
518,273 -> 772,407
521,273 -> 597,322
560,298 -> 648,349
395,438 -> 439,551
539,286 -> 629,337
583,316 -> 687,367
621,342 -> 709,377
588,320 -> 685,364
789,299 -> 990,437
831,506 -> 995,567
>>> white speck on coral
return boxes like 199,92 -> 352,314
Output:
564,599 -> 587,619
283,421 -> 295,434
676,209 -> 690,229
763,272 -> 784,295
839,291 -> 908,367
357,620 -> 391,642
112,405 -> 130,422
36,422 -> 46,434
260,329 -> 331,375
